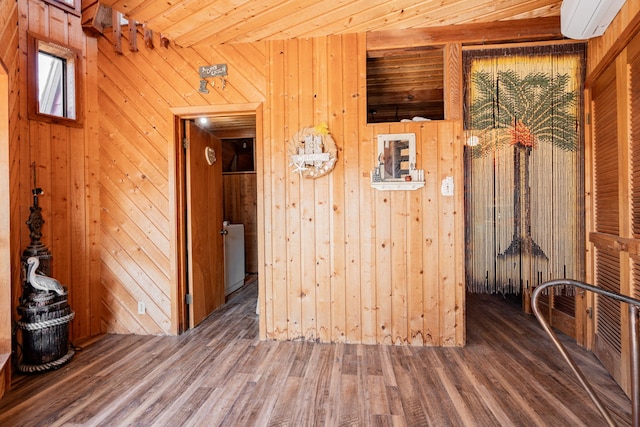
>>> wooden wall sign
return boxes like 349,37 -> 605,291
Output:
198,64 -> 228,93
199,64 -> 228,78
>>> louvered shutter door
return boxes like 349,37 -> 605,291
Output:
592,61 -> 622,382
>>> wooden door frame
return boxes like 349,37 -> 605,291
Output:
168,103 -> 262,334
582,85 -> 595,351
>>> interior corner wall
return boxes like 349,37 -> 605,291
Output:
587,0 -> 640,79
96,29 -> 464,345
96,30 -> 268,335
9,0 -> 102,344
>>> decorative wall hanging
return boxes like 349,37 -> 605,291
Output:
198,80 -> 209,94
198,63 -> 228,93
288,122 -> 337,178
205,146 -> 216,166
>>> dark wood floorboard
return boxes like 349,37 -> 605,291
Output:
0,279 -> 633,426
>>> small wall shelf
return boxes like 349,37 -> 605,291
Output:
370,181 -> 425,191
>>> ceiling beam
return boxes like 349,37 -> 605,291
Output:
367,17 -> 562,51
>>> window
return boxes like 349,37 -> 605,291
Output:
27,33 -> 81,126
42,0 -> 81,16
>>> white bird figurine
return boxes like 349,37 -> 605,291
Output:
26,256 -> 65,295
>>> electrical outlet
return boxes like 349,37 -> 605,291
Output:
441,176 -> 454,196
138,301 -> 146,315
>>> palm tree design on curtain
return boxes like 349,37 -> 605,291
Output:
469,69 -> 578,260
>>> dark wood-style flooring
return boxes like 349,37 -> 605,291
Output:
0,278 -> 633,426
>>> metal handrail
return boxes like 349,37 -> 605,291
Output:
532,279 -> 640,427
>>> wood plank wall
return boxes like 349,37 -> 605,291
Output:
587,0 -> 640,80
97,30 -> 267,334
97,30 -> 464,345
0,0 -> 19,395
260,35 -> 465,345
5,0 -> 101,348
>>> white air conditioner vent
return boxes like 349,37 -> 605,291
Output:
561,0 -> 626,40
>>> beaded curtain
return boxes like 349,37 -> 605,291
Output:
463,43 -> 586,304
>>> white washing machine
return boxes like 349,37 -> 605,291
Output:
223,223 -> 245,296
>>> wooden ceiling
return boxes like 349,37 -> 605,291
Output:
193,114 -> 257,139
100,0 -> 562,48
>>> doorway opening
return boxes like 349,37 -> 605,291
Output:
171,104 -> 260,333
462,43 -> 586,340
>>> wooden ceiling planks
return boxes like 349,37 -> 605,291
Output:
104,0 -> 149,17
141,0 -> 241,40
246,0 -> 408,43
173,0 -> 306,47
97,0 -> 562,47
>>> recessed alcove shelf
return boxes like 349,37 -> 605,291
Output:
367,46 -> 444,123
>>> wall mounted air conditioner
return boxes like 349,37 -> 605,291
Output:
561,0 -> 626,39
